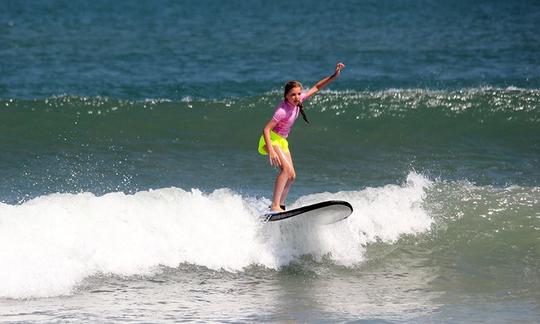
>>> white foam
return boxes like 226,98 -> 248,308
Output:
0,172 -> 433,299
263,172 -> 434,267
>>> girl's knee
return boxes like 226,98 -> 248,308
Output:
287,168 -> 296,182
279,167 -> 295,182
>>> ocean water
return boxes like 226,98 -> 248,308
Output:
1,0 -> 540,322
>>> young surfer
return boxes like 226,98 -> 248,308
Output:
258,63 -> 346,212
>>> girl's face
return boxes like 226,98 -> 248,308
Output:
285,86 -> 302,106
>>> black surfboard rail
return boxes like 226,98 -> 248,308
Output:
263,200 -> 353,223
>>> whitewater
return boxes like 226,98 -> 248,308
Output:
0,173 -> 432,299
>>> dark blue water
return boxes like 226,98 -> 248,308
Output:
2,0 -> 539,99
1,1 -> 540,322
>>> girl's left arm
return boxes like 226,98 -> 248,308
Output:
304,63 -> 345,99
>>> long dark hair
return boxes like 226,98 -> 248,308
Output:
284,80 -> 309,123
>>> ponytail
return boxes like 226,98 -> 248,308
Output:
298,102 -> 309,123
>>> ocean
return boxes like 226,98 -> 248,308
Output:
1,0 -> 540,322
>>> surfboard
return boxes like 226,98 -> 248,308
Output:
263,200 -> 353,225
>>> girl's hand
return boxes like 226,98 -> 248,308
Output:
306,62 -> 346,98
335,63 -> 345,76
268,149 -> 281,167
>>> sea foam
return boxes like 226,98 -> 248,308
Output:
0,172 -> 433,299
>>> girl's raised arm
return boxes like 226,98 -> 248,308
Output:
304,63 -> 345,99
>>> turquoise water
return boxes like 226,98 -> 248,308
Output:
1,0 -> 540,322
1,89 -> 539,202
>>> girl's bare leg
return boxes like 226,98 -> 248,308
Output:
271,146 -> 295,212
279,150 -> 295,207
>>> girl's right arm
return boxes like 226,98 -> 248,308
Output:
263,119 -> 281,167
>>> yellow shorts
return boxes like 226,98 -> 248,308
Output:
258,131 -> 289,155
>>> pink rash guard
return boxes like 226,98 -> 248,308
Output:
271,93 -> 309,138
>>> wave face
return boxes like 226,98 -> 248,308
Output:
1,88 -> 539,202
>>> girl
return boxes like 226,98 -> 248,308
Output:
258,63 -> 346,212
